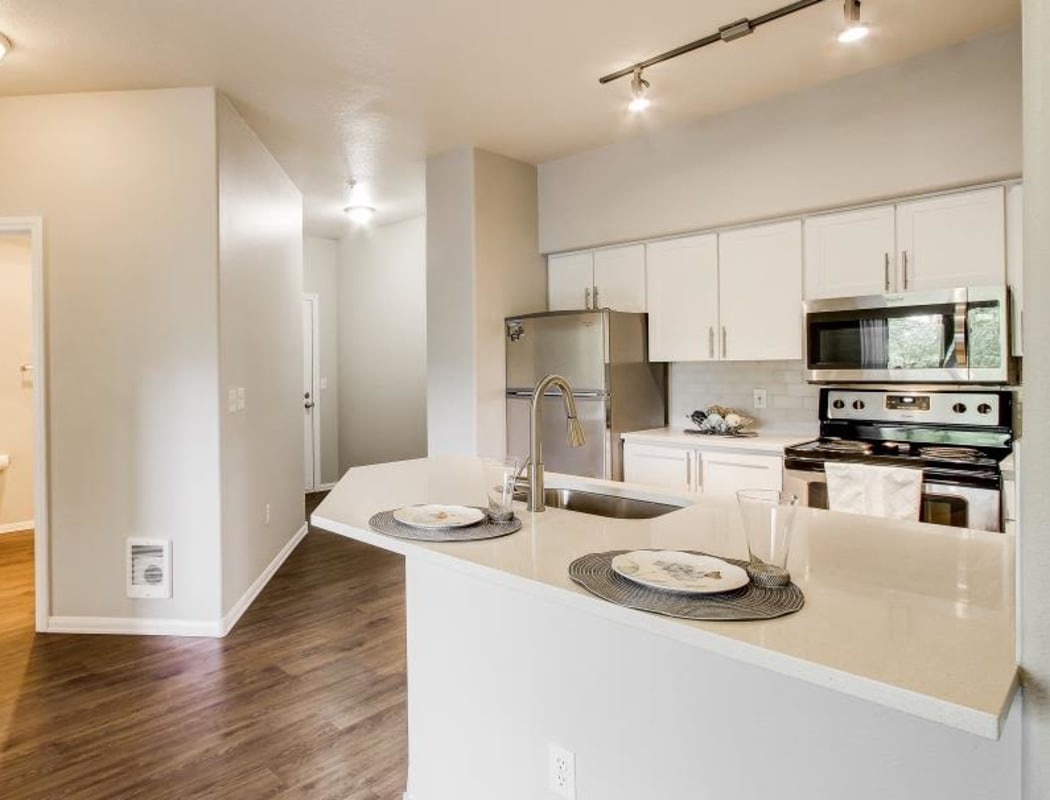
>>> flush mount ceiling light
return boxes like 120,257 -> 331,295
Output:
838,0 -> 870,43
600,0 -> 869,105
344,205 -> 376,224
0,33 -> 12,62
628,68 -> 651,113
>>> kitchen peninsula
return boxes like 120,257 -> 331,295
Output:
312,456 -> 1020,800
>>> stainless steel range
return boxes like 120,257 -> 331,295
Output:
783,388 -> 1013,532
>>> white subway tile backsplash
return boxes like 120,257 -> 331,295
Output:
670,360 -> 819,431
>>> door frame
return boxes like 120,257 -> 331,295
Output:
0,217 -> 49,632
303,293 -> 321,491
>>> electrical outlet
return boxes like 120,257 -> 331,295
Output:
265,504 -> 271,525
548,743 -> 576,799
753,388 -> 768,410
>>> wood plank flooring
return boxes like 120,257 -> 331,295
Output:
0,494 -> 409,799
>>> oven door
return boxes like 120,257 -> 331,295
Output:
784,467 -> 1002,532
802,287 -> 1009,384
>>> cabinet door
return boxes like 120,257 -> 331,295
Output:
623,443 -> 695,493
593,244 -> 646,312
699,452 -> 783,498
1006,184 -> 1023,356
718,220 -> 803,361
804,205 -> 896,299
896,187 -> 1006,291
646,235 -> 719,362
548,251 -> 594,311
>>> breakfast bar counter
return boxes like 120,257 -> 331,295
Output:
312,456 -> 1021,800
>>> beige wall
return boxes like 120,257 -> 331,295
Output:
0,235 -> 33,530
304,236 -> 341,485
1021,4 -> 1050,796
538,27 -> 1022,253
338,216 -> 427,469
216,96 -> 305,615
0,88 -> 223,621
425,148 -> 547,458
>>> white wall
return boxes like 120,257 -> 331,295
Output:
0,235 -> 33,530
216,96 -> 305,616
538,27 -> 1022,253
304,236 -> 340,485
0,88 -> 224,622
1020,4 -> 1050,797
425,148 -> 547,458
338,216 -> 427,470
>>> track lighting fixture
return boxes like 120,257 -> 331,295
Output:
838,0 -> 869,43
0,33 -> 12,62
628,68 -> 651,113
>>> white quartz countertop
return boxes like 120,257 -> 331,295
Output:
621,426 -> 814,453
312,456 -> 1018,740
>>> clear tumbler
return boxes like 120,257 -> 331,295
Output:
736,489 -> 799,587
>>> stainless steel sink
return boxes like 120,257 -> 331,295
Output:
519,487 -> 686,519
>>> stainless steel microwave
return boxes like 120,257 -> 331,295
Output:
803,287 -> 1014,384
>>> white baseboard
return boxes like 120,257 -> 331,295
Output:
46,522 -> 309,639
219,522 -> 309,636
0,519 -> 33,535
46,615 -> 224,637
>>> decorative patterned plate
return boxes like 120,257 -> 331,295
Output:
392,504 -> 485,529
611,550 -> 750,594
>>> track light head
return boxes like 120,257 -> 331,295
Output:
628,68 -> 651,113
838,0 -> 869,43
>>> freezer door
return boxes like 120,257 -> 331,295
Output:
505,311 -> 607,392
506,395 -> 610,480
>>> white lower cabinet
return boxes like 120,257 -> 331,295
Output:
623,443 -> 694,493
700,452 -> 783,498
623,441 -> 783,497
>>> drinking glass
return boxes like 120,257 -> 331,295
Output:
483,456 -> 521,522
736,489 -> 799,587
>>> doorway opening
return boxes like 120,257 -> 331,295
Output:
0,219 -> 47,632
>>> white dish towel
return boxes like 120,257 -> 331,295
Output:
824,462 -> 923,521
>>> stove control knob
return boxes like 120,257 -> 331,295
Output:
832,399 -> 846,410
952,402 -> 968,414
977,403 -> 993,416
852,400 -> 865,411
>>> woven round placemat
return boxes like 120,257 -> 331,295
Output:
568,550 -> 804,621
368,508 -> 522,542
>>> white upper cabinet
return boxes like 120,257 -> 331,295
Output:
804,205 -> 896,299
1006,183 -> 1023,356
547,244 -> 645,312
718,220 -> 803,361
895,186 -> 1006,291
646,234 -> 719,362
547,251 -> 594,311
593,244 -> 646,312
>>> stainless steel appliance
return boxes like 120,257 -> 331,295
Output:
505,310 -> 666,481
803,287 -> 1014,384
783,387 -> 1013,532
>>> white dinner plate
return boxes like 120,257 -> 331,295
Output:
392,504 -> 485,529
611,550 -> 749,594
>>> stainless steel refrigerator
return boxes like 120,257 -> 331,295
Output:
505,310 -> 666,481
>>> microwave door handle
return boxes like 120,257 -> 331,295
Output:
952,301 -> 968,369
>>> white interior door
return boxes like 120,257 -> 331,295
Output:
303,295 -> 319,490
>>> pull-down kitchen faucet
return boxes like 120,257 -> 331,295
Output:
526,374 -> 586,512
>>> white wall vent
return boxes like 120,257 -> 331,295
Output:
127,538 -> 171,599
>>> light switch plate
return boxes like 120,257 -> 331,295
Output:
320,377 -> 328,390
236,387 -> 246,410
227,389 -> 237,413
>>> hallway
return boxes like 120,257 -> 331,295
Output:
0,497 -> 409,799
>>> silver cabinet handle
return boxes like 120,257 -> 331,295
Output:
685,451 -> 692,491
708,326 -> 714,359
584,287 -> 591,309
593,286 -> 600,309
902,251 -> 909,290
884,252 -> 891,292
721,326 -> 727,358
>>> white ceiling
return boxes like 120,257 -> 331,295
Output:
0,1 -> 1020,238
